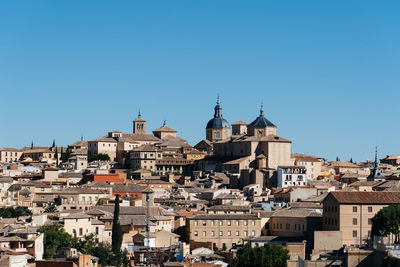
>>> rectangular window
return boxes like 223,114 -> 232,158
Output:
219,231 -> 223,236
368,218 -> 372,225
353,218 -> 357,225
203,220 -> 206,226
353,206 -> 357,212
353,230 -> 357,237
79,228 -> 83,236
203,231 -> 206,237
236,231 -> 239,236
244,231 -> 248,236
368,207 -> 372,212
219,220 -> 223,226
211,221 -> 215,226
236,220 -> 239,226
194,221 -> 198,226
252,230 -> 255,236
211,231 -> 215,236
227,220 -> 231,226
194,231 -> 198,237
228,231 -> 231,236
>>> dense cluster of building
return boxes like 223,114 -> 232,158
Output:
1,98 -> 400,266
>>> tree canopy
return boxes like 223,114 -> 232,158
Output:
39,223 -> 72,259
234,243 -> 289,267
112,195 -> 123,256
89,153 -> 110,162
39,223 -> 128,266
0,206 -> 32,218
371,204 -> 400,241
44,204 -> 58,213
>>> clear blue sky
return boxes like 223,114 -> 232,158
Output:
1,1 -> 399,162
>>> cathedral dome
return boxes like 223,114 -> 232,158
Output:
206,117 -> 230,129
206,97 -> 230,129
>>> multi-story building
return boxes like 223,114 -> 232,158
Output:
125,145 -> 162,171
292,153 -> 322,181
187,214 -> 261,249
0,148 -> 22,163
87,137 -> 118,162
277,166 -> 307,188
21,146 -> 61,164
210,105 -> 292,179
268,208 -> 322,238
322,191 -> 400,247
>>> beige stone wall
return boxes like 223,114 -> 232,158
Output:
64,217 -> 93,238
323,197 -> 388,247
266,142 -> 291,169
188,218 -> 261,249
88,141 -> 117,161
314,231 -> 342,252
0,150 -> 22,163
269,216 -> 308,237
206,128 -> 231,142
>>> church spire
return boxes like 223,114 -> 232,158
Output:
260,103 -> 264,116
214,95 -> 222,118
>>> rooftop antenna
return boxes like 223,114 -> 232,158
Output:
138,109 -> 142,119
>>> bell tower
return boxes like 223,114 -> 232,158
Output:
133,110 -> 146,134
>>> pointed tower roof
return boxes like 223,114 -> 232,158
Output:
134,110 -> 145,122
248,104 -> 276,127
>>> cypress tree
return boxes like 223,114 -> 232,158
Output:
55,146 -> 59,167
112,195 -> 123,256
52,139 -> 56,148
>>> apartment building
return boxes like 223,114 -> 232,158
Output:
277,166 -> 307,188
187,214 -> 261,249
87,137 -> 118,161
292,153 -> 322,181
0,148 -> 22,163
322,191 -> 400,247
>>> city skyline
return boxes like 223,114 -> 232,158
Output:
1,1 -> 399,161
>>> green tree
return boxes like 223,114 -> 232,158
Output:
372,204 -> 400,242
89,153 -> 111,162
92,242 -> 115,266
55,146 -> 59,167
44,204 -> 58,213
39,223 -> 72,259
234,243 -> 289,267
61,146 -> 72,163
0,206 -> 32,218
112,195 -> 123,256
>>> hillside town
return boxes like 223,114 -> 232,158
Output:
1,99 -> 400,267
